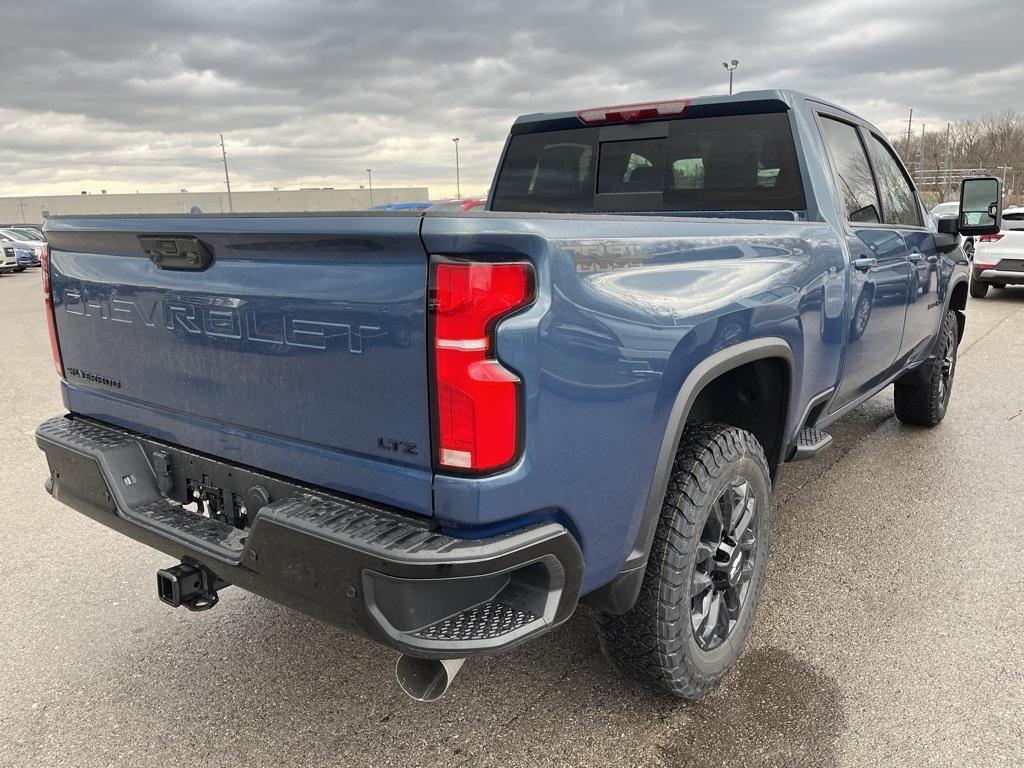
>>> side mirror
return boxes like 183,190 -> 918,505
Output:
958,177 -> 1002,236
934,216 -> 959,254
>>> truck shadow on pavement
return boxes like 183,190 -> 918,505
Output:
91,596 -> 844,767
658,646 -> 844,768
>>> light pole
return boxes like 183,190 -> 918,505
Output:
452,137 -> 461,198
219,133 -> 234,212
366,168 -> 373,207
722,59 -> 739,95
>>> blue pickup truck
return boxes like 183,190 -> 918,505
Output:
35,90 -> 1002,702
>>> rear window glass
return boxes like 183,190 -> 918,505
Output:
490,112 -> 805,213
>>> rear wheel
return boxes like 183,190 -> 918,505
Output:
969,278 -> 988,298
595,423 -> 772,699
894,309 -> 958,427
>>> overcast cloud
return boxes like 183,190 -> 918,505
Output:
1,0 -> 1021,198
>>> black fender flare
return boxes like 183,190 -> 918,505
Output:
897,274 -> 968,387
585,337 -> 795,614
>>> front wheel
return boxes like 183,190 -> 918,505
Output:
595,423 -> 772,699
894,309 -> 958,427
849,288 -> 873,341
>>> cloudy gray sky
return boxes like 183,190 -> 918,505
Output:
1,0 -> 1021,199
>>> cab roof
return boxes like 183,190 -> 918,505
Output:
510,89 -> 874,135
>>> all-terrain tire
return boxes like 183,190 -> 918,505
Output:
894,309 -> 959,427
595,423 -> 772,699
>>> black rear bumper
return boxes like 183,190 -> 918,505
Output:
35,415 -> 583,658
973,265 -> 1024,285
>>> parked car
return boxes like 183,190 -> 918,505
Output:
0,229 -> 44,266
9,226 -> 46,242
370,202 -> 433,211
931,201 -> 975,259
35,90 -> 994,703
427,197 -> 486,212
969,206 -> 1024,297
14,246 -> 37,269
0,243 -> 18,274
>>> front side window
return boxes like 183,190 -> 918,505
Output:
818,116 -> 881,223
867,134 -> 921,227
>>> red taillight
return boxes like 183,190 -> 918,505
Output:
39,248 -> 64,377
577,98 -> 690,125
978,234 -> 1004,242
432,261 -> 533,472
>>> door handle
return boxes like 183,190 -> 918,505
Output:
908,251 -> 923,263
853,257 -> 877,271
926,254 -> 939,264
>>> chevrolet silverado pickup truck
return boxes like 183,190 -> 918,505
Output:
35,90 -> 1002,702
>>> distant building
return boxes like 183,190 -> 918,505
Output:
0,187 -> 430,225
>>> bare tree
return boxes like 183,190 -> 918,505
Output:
892,109 -> 1024,206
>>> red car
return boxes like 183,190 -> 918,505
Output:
427,198 -> 486,212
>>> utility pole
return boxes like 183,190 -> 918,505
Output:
917,124 -> 925,188
943,123 -> 951,201
16,198 -> 26,223
997,165 -> 1012,207
452,138 -> 461,198
366,168 -> 373,207
905,108 -> 913,165
219,133 -> 234,212
722,59 -> 739,95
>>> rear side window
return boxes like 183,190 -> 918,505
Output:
1004,211 -> 1024,229
490,112 -> 805,213
866,134 -> 921,227
818,117 -> 881,224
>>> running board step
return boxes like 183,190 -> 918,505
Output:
788,428 -> 833,461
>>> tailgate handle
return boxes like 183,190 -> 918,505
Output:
139,236 -> 212,270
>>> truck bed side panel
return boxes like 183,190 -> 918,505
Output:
424,213 -> 845,592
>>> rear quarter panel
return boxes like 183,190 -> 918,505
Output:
423,213 -> 845,592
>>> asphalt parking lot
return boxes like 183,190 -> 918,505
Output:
1,267 -> 1022,768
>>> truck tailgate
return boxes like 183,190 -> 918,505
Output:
45,214 -> 433,514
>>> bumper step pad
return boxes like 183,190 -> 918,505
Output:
415,601 -> 539,641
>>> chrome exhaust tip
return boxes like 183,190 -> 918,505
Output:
395,655 -> 466,702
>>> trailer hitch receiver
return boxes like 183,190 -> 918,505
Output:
157,563 -> 223,611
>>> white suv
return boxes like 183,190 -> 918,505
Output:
970,207 -> 1024,298
931,201 -> 975,259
